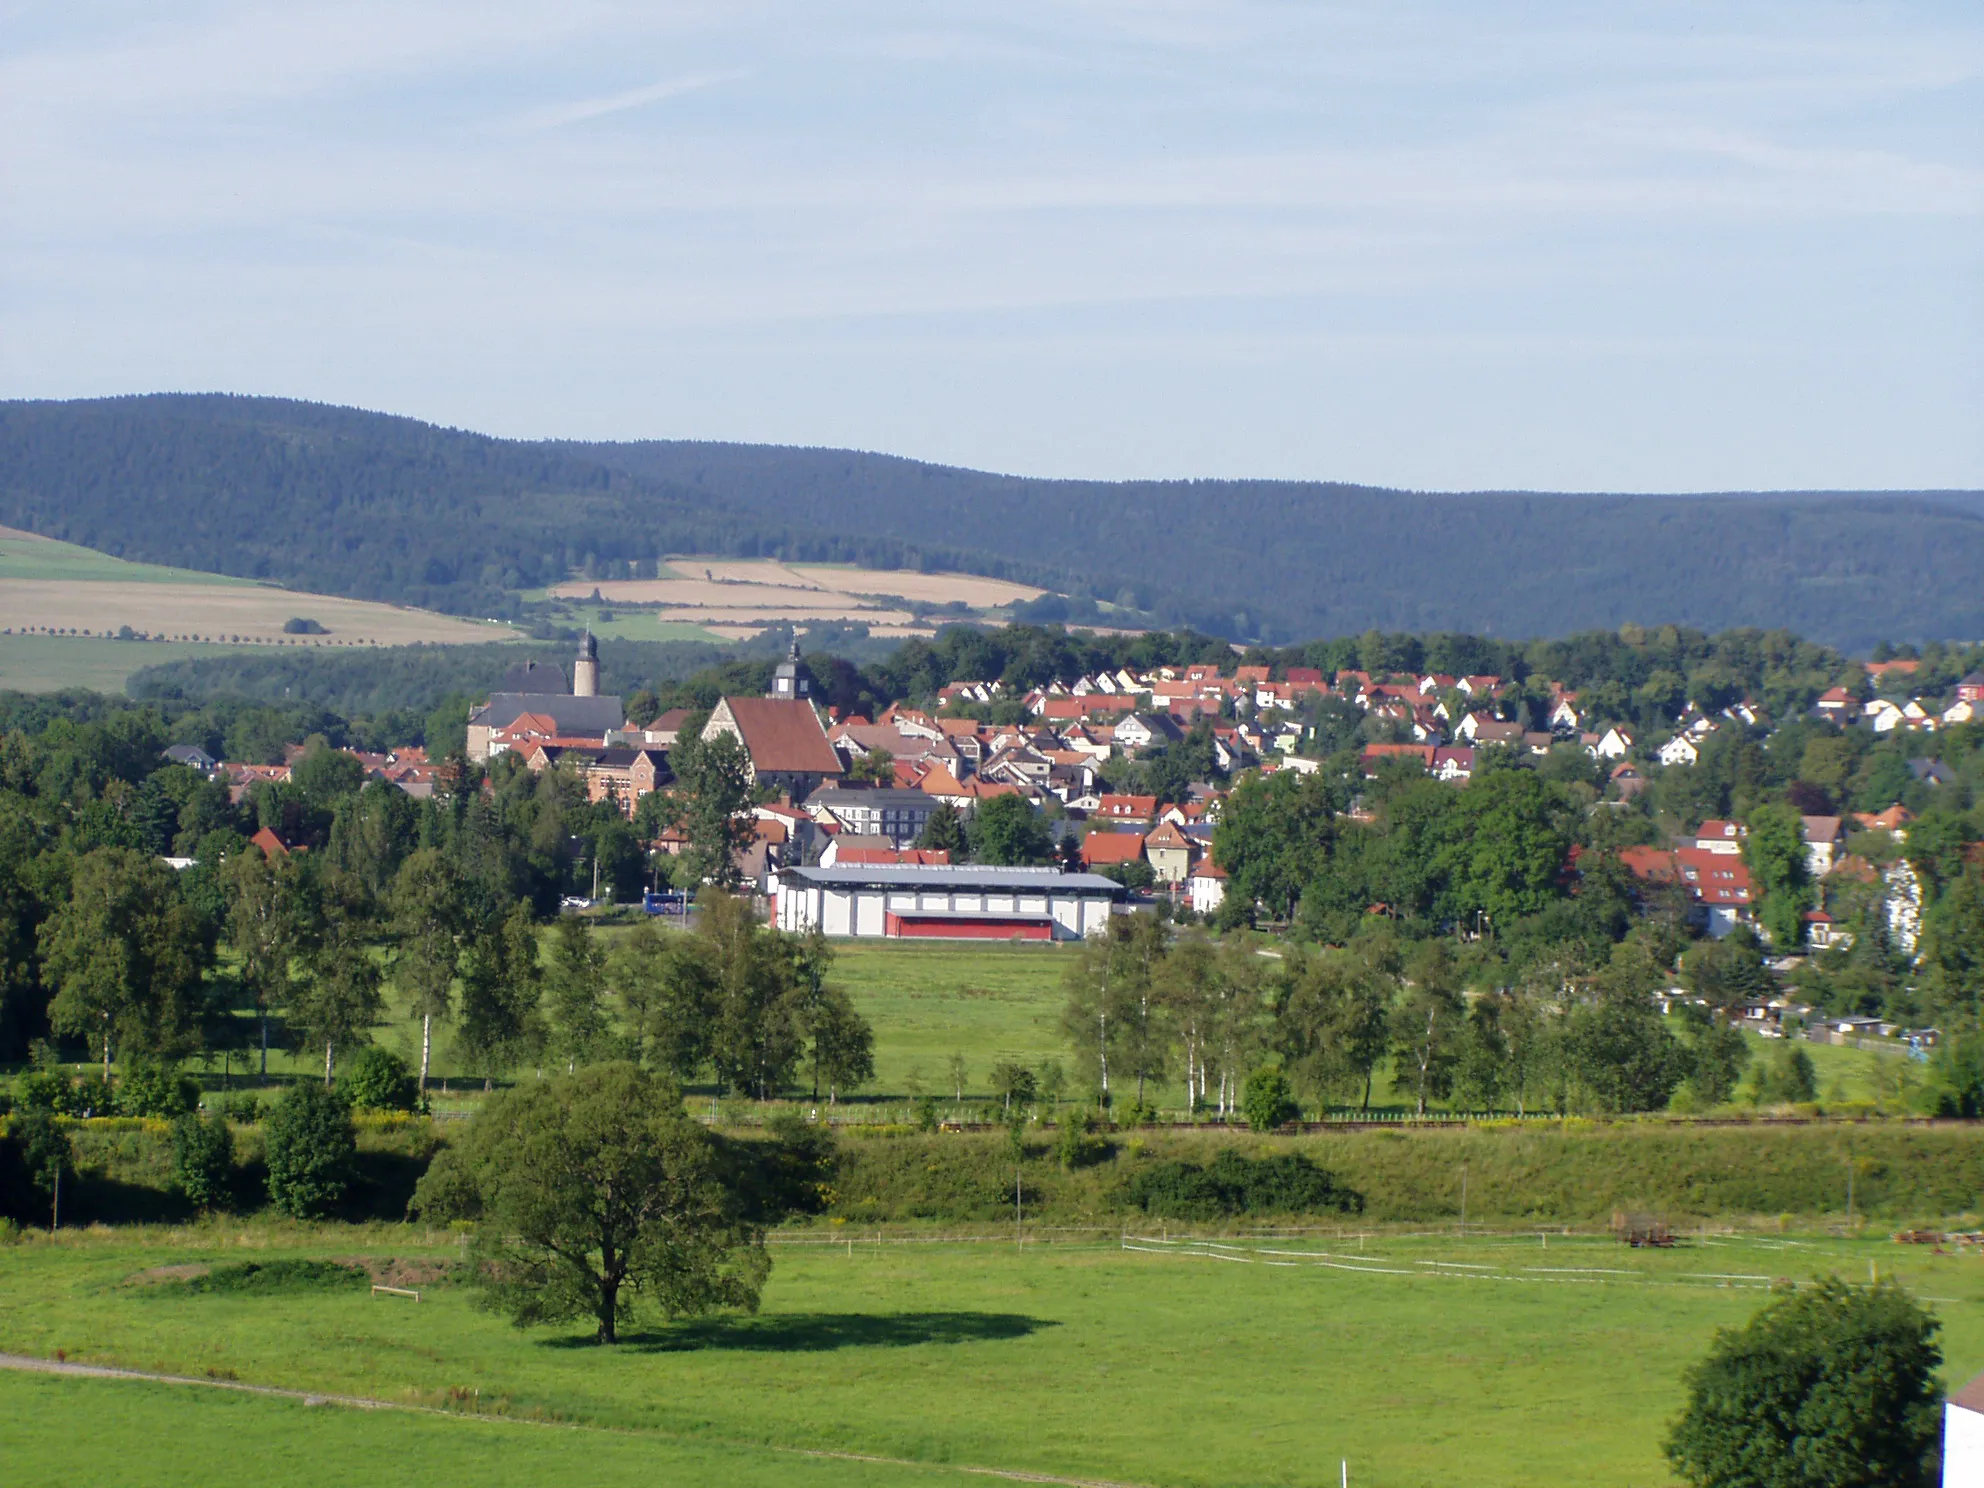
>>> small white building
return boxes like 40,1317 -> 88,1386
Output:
773,864 -> 1120,941
1188,860 -> 1229,916
1946,1370 -> 1984,1486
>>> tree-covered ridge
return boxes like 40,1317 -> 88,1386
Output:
0,396 -> 1021,623
4,394 -> 1981,648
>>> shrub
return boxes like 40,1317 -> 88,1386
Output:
1241,1068 -> 1300,1132
281,617 -> 327,635
1666,1277 -> 1940,1487
70,1073 -> 115,1117
1118,1097 -> 1159,1127
171,1112 -> 234,1211
263,1083 -> 357,1219
1056,1110 -> 1113,1171
914,1094 -> 940,1133
16,1068 -> 70,1113
339,1046 -> 419,1112
1125,1150 -> 1362,1221
177,1260 -> 367,1295
120,1065 -> 200,1119
218,1092 -> 265,1123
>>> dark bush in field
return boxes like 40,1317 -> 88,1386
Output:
264,1084 -> 357,1218
175,1259 -> 368,1295
1125,1150 -> 1362,1221
170,1113 -> 234,1211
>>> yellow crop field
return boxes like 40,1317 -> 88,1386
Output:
548,557 -> 1045,639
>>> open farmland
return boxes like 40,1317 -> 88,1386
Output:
546,556 -> 1050,640
1,1223 -> 1976,1488
0,526 -> 516,690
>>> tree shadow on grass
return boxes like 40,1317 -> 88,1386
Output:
545,1311 -> 1058,1353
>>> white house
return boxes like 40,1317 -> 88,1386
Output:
1946,1370 -> 1984,1486
1188,860 -> 1228,916
773,864 -> 1120,941
1590,726 -> 1634,761
1657,735 -> 1701,767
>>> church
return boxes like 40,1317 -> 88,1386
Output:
700,640 -> 846,800
464,631 -> 624,761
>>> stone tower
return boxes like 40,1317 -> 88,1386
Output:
573,628 -> 599,698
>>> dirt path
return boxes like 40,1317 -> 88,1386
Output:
0,1352 -> 1153,1488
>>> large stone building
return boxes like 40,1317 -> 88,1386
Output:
465,635 -> 625,761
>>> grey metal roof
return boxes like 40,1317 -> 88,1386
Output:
468,693 -> 626,733
779,865 -> 1122,893
806,788 -> 941,809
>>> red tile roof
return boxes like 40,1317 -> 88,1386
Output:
717,698 -> 845,777
1081,832 -> 1147,866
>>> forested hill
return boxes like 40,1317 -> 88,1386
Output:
569,441 -> 1984,651
0,396 -> 1012,620
3,395 -> 1981,649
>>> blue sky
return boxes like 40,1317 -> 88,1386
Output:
2,1 -> 1979,490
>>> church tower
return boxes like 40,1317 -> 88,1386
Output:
573,629 -> 599,698
770,636 -> 811,700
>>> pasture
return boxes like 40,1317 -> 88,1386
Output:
1,1222 -> 1976,1488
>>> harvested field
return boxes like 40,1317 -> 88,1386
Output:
0,580 -> 507,647
549,558 -> 1046,634
785,564 -> 1045,606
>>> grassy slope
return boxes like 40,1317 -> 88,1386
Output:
0,1225 -> 1976,1488
0,635 -> 246,694
0,529 -> 259,586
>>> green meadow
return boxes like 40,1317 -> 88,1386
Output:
1,1223 -> 1977,1488
0,529 -> 260,586
0,634 -> 245,694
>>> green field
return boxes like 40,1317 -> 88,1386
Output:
0,529 -> 260,586
0,1223 -> 1975,1488
0,634 -> 248,694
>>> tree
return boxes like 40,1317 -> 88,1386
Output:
1213,769 -> 1340,921
1562,990 -> 1688,1113
412,1063 -> 771,1344
800,986 -> 874,1105
1682,930 -> 1774,1011
290,912 -> 385,1087
1747,803 -> 1812,947
969,794 -> 1055,866
456,903 -> 547,1088
12,1108 -> 72,1229
698,890 -> 806,1099
988,1060 -> 1038,1116
1389,944 -> 1467,1116
1436,768 -> 1570,925
263,1082 -> 357,1219
546,915 -> 614,1069
611,920 -> 717,1082
1277,946 -> 1393,1111
1241,1067 -> 1298,1131
340,1045 -> 419,1111
41,846 -> 215,1081
388,848 -> 469,1096
171,1111 -> 234,1211
1666,1277 -> 1941,1488
223,845 -> 310,1076
664,732 -> 758,889
916,803 -> 966,858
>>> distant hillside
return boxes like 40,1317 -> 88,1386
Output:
3,395 -> 1980,650
575,442 -> 1984,651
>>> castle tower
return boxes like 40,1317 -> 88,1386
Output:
770,636 -> 811,700
573,629 -> 599,698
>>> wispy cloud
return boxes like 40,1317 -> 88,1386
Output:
507,70 -> 749,133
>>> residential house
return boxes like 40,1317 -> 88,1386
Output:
1656,734 -> 1701,767
162,744 -> 219,776
1609,763 -> 1647,801
1812,687 -> 1860,722
820,835 -> 951,868
1080,831 -> 1147,873
1188,858 -> 1228,916
1360,743 -> 1435,775
581,747 -> 671,819
1694,820 -> 1745,855
1590,726 -> 1634,761
804,787 -> 939,847
1431,746 -> 1475,782
1143,821 -> 1194,884
1114,713 -> 1186,753
1799,817 -> 1844,878
702,696 -> 845,799
1095,794 -> 1158,827
1957,670 -> 1984,704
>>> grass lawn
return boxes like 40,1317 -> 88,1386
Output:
0,635 -> 250,693
0,1223 -> 1974,1488
0,1370 -> 954,1488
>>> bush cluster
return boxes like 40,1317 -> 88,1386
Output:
1124,1150 -> 1363,1221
